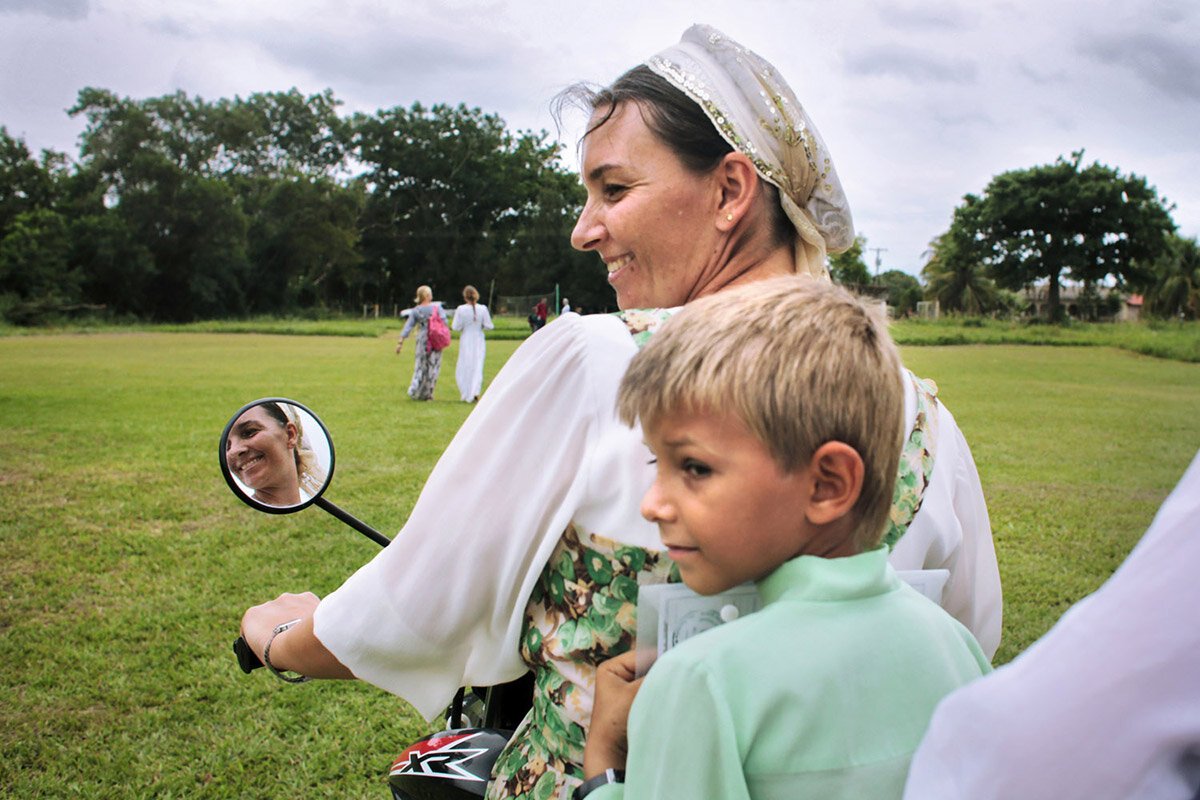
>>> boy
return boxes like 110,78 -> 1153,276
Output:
575,277 -> 991,800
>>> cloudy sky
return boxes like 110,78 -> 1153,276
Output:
2,0 -> 1197,277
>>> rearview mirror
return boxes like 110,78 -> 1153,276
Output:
219,398 -> 389,547
219,398 -> 334,513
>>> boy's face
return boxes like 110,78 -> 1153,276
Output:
640,408 -> 814,595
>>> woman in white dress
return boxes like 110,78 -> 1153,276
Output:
451,284 -> 494,403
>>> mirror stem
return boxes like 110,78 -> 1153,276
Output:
314,497 -> 391,548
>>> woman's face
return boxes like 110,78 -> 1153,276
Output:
571,102 -> 722,310
225,406 -> 300,504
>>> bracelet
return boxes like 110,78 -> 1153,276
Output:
263,618 -> 311,684
573,769 -> 624,800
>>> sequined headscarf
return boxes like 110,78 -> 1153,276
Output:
646,25 -> 854,280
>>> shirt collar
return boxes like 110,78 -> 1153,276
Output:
756,546 -> 896,606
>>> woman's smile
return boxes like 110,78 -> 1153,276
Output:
235,451 -> 266,481
605,253 -> 634,276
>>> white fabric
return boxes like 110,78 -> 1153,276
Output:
314,314 -> 659,719
314,313 -> 1000,719
904,449 -> 1200,800
890,379 -> 1002,659
451,302 -> 494,402
646,25 -> 855,279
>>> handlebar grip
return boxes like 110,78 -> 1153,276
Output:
233,635 -> 264,673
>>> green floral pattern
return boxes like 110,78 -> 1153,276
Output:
488,524 -> 678,799
882,371 -> 939,549
613,308 -> 677,348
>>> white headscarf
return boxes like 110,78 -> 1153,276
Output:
646,25 -> 854,280
280,403 -> 327,498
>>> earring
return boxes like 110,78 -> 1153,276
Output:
726,213 -> 734,222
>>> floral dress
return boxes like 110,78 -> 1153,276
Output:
489,525 -> 679,800
401,304 -> 443,401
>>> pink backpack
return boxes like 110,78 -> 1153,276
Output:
426,306 -> 451,352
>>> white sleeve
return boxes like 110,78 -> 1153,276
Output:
451,304 -> 466,331
314,316 -> 624,719
889,398 -> 1002,659
482,305 -> 494,330
905,450 -> 1200,800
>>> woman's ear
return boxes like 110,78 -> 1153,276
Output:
715,152 -> 760,231
804,441 -> 864,526
285,422 -> 299,450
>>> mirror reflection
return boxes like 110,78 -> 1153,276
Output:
221,400 -> 332,510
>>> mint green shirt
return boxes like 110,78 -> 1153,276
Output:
592,547 -> 991,800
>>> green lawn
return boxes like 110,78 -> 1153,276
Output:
1,331 -> 1198,798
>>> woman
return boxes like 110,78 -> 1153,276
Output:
451,284 -> 494,403
241,26 -> 1000,800
225,402 -> 326,507
396,285 -> 443,401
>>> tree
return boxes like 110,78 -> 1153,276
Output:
921,211 -> 1001,314
70,211 -> 156,318
877,269 -> 923,316
2,86 -> 602,322
209,89 -> 349,180
1144,234 -> 1200,319
946,151 -> 1175,320
352,102 -> 586,308
828,235 -> 871,286
70,87 -> 349,184
244,176 -> 365,312
0,208 -> 80,319
111,154 -> 250,321
0,128 -> 68,239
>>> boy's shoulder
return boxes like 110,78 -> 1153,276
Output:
651,566 -> 985,685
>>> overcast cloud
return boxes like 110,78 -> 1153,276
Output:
1,0 -> 1196,277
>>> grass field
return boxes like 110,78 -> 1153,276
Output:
1,328 -> 1199,798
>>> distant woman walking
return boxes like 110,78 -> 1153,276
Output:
451,285 -> 494,403
395,285 -> 443,401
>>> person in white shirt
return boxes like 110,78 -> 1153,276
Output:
451,284 -> 494,403
904,448 -> 1200,800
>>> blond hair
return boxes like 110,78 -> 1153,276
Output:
414,285 -> 433,303
617,276 -> 904,550
463,285 -> 479,303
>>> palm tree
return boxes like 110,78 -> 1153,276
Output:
921,228 -> 1000,315
1145,235 -> 1200,319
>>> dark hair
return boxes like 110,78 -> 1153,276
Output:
260,402 -> 301,472
261,402 -> 289,427
592,65 -> 731,174
555,65 -> 791,247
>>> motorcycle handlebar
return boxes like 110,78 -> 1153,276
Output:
233,635 -> 264,673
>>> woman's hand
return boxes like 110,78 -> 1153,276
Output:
583,650 -> 644,778
395,339 -> 404,354
240,591 -> 321,663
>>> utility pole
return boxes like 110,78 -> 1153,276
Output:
869,247 -> 887,279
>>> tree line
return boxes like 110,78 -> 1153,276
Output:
917,152 -> 1194,321
0,87 -> 611,324
2,90 -> 1194,325
832,152 -> 1191,321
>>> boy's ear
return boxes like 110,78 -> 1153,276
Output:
804,442 -> 864,526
